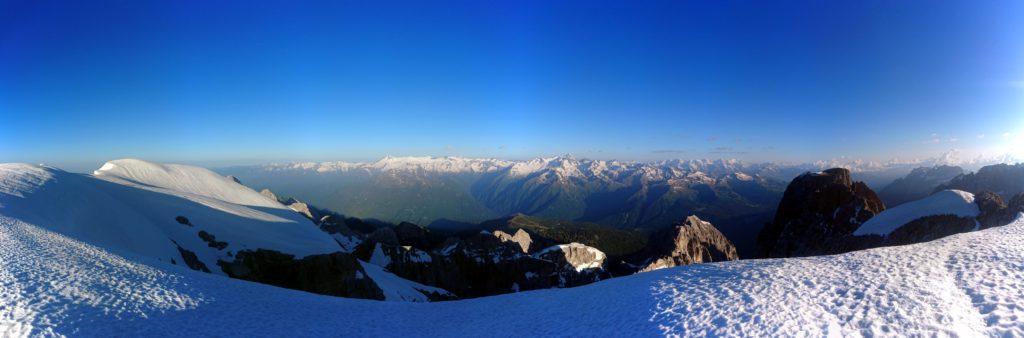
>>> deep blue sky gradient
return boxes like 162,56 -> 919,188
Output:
2,1 -> 1022,170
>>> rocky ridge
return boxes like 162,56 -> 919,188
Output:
629,215 -> 739,272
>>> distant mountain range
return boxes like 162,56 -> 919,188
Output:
877,165 -> 965,207
221,156 -> 790,257
219,151 -> 1020,257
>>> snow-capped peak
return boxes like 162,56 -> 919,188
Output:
369,156 -> 511,173
250,150 -> 1024,185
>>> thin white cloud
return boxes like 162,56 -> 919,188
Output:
977,134 -> 986,139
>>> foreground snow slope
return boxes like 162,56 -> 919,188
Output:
0,162 -> 340,274
855,189 -> 980,236
3,213 -> 1023,336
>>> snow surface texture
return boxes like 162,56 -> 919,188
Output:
855,189 -> 980,236
3,212 -> 1023,336
0,162 -> 340,275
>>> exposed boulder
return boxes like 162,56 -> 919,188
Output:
757,168 -> 886,258
632,215 -> 739,272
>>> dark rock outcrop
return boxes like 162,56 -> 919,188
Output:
219,249 -> 389,300
174,216 -> 192,226
393,222 -> 433,250
879,165 -> 963,207
172,241 -> 210,273
757,168 -> 886,258
629,215 -> 739,272
533,243 -> 608,287
318,215 -> 364,251
353,230 -> 608,298
367,227 -> 400,246
975,191 -> 1024,229
883,214 -> 977,246
197,230 -> 229,250
975,191 -> 1008,229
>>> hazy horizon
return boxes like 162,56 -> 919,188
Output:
33,147 -> 1017,175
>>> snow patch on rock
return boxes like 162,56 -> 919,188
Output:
855,190 -> 980,236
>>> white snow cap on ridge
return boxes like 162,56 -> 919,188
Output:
854,189 -> 980,236
95,159 -> 283,208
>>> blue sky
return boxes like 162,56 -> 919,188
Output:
1,1 -> 1022,170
